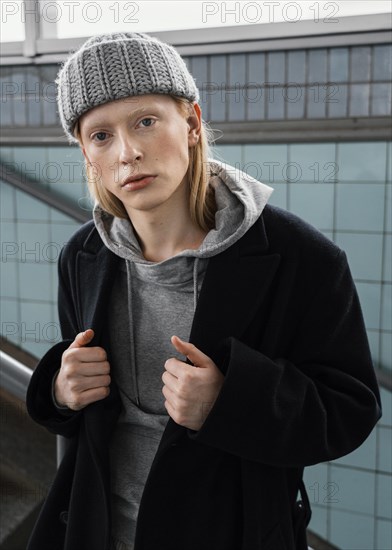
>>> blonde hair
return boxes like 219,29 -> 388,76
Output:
74,96 -> 216,232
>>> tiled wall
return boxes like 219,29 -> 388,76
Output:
0,145 -> 85,358
1,44 -> 391,130
214,141 -> 391,374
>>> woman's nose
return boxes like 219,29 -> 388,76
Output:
118,135 -> 143,165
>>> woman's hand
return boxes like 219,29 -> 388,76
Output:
162,336 -> 224,431
54,329 -> 111,411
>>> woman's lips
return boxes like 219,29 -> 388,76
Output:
121,175 -> 156,191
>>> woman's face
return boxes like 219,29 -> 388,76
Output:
79,94 -> 201,219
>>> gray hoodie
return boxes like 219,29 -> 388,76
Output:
93,160 -> 273,548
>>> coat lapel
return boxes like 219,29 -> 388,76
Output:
155,216 -> 281,456
190,215 -> 281,359
75,227 -> 120,346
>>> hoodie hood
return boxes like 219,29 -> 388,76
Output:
93,159 -> 273,262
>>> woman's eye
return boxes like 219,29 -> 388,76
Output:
93,132 -> 108,142
139,118 -> 154,128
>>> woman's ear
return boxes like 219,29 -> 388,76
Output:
187,102 -> 202,147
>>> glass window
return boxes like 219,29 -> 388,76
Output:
267,52 -> 285,84
329,48 -> 349,83
287,50 -> 306,84
350,47 -> 371,83
373,45 -> 392,82
349,83 -> 370,117
308,49 -> 327,83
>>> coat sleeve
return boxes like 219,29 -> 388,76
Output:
191,250 -> 382,467
26,247 -> 82,438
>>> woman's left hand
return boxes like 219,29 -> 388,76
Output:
162,336 -> 225,431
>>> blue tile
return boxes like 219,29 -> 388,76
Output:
349,84 -> 370,117
380,388 -> 392,428
329,466 -> 375,515
15,188 -> 50,221
384,235 -> 391,282
334,428 -> 377,470
376,519 -> 392,550
18,262 -> 53,302
307,505 -> 328,540
367,330 -> 380,367
244,144 -> 288,184
289,184 -> 334,231
338,142 -> 387,182
356,282 -> 381,330
213,145 -> 242,168
20,301 -> 55,345
385,184 -> 391,231
335,233 -> 383,281
0,181 -> 15,220
0,259 -> 18,298
50,221 -> 81,249
16,222 -> 51,260
268,183 -> 287,209
46,146 -> 84,184
12,146 -> 47,182
0,147 -> 14,163
1,221 -> 17,253
377,426 -> 392,473
380,333 -> 391,373
288,143 -> 336,183
336,184 -> 385,231
49,209 -> 76,223
377,473 -> 392,520
381,284 -> 392,331
330,509 -> 374,550
303,463 -> 329,508
0,298 -> 20,345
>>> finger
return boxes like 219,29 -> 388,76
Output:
67,361 -> 110,377
69,329 -> 95,349
67,386 -> 110,411
73,374 -> 111,392
164,357 -> 192,378
171,336 -> 211,368
66,346 -> 108,364
162,370 -> 179,392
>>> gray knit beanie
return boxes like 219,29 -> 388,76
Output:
56,32 -> 199,143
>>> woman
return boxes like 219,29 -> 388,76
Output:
26,32 -> 381,550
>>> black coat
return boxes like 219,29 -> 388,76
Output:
26,205 -> 381,550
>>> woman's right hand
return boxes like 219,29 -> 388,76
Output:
54,329 -> 111,411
